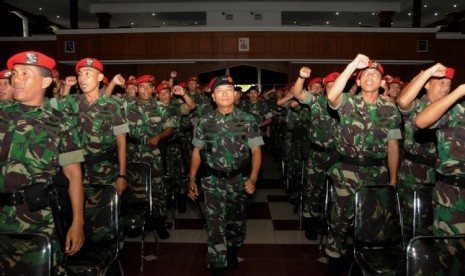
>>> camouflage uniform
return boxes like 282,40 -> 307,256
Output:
192,107 -> 264,269
325,93 -> 402,258
280,103 -> 299,187
398,95 -> 437,241
51,93 -> 129,185
0,101 -> 84,274
123,97 -> 174,218
299,93 -> 339,219
429,101 -> 465,236
240,99 -> 274,137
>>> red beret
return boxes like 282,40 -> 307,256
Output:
156,82 -> 171,93
125,76 -> 136,87
356,61 -> 384,81
178,81 -> 187,88
102,76 -> 109,85
0,70 -> 11,79
7,51 -> 56,72
307,77 -> 323,88
135,75 -> 156,86
52,69 -> 59,79
75,58 -> 103,73
390,77 -> 401,84
210,75 -> 234,92
323,72 -> 340,85
445,68 -> 455,79
187,76 -> 198,82
208,77 -> 218,90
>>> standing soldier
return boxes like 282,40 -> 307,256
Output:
51,58 -> 129,195
188,76 -> 264,276
0,51 -> 85,274
124,76 -> 174,239
397,63 -> 454,241
293,69 -> 340,240
156,82 -> 195,213
0,69 -> 14,102
324,54 -> 402,274
241,86 -> 273,138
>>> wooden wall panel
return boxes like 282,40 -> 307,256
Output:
221,36 -> 239,55
248,36 -> 266,55
174,35 -> 195,56
78,37 -> 102,59
269,36 -> 290,55
338,34 -> 364,57
125,34 -> 147,57
316,34 -> 339,57
294,35 -> 315,57
148,34 -> 173,57
198,35 -> 217,56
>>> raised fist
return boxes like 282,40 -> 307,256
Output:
299,67 -> 311,79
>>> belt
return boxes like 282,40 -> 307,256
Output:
437,174 -> 465,188
206,161 -> 250,179
128,136 -> 147,145
404,151 -> 436,167
338,155 -> 385,167
0,191 -> 24,206
309,143 -> 334,153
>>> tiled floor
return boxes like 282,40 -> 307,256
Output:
120,151 -> 338,276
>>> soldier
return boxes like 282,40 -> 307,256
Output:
123,75 -> 174,239
0,69 -> 14,102
188,75 -> 264,276
0,51 -> 85,274
324,54 -> 402,274
386,76 -> 402,104
50,58 -> 129,195
293,69 -> 339,240
240,86 -> 273,137
155,81 -> 195,213
414,72 -> 465,236
397,63 -> 454,242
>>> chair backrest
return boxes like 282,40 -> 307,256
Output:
122,162 -> 152,210
354,184 -> 404,248
83,185 -> 119,244
413,184 -> 435,237
0,232 -> 52,275
406,235 -> 465,276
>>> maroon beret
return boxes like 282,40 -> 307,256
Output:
7,51 -> 56,72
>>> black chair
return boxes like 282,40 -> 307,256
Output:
412,184 -> 435,237
121,162 -> 155,272
319,177 -> 334,251
351,184 -> 405,275
0,232 -> 52,275
67,185 -> 121,275
406,235 -> 465,276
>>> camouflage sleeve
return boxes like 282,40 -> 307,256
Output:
111,100 -> 129,135
329,92 -> 348,110
246,117 -> 265,148
192,118 -> 205,148
387,107 -> 402,141
299,91 -> 316,105
58,116 -> 85,166
264,112 -> 273,119
398,98 -> 418,114
163,117 -> 176,129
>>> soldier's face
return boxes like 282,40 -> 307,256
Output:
310,83 -> 323,94
358,69 -> 382,92
137,82 -> 154,102
78,67 -> 103,94
388,83 -> 401,98
0,79 -> 13,101
157,89 -> 171,105
188,81 -> 197,92
212,85 -> 235,107
426,78 -> 451,102
10,64 -> 51,105
249,90 -> 259,102
126,84 -> 136,97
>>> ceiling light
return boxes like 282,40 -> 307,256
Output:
358,22 -> 362,25
195,22 -> 198,24
372,12 -> 375,16
131,22 -> 134,25
163,22 -> 166,25
424,4 -> 427,8
434,13 -> 438,16
454,4 -> 457,8
336,12 -> 339,15
39,7 -> 42,11
326,21 -> 330,25
56,15 -> 60,19
152,13 -> 155,16
408,13 -> 412,16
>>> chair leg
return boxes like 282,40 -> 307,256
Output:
140,229 -> 145,272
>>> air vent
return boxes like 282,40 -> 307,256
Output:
254,14 -> 262,20
226,14 -> 233,20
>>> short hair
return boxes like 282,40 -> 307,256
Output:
37,66 -> 52,78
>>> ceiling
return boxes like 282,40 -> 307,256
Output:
4,0 -> 464,30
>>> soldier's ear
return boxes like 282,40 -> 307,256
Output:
97,73 -> 104,82
42,76 -> 52,89
424,81 -> 430,90
211,93 -> 216,102
356,79 -> 361,87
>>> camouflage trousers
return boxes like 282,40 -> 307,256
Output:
282,134 -> 296,179
325,162 -> 389,258
202,175 -> 248,269
303,150 -> 332,218
128,144 -> 166,218
82,160 -> 118,185
166,142 -> 188,194
0,205 -> 66,275
433,181 -> 465,236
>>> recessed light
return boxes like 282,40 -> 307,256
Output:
372,12 -> 375,16
131,22 -> 134,25
336,12 -> 339,15
195,22 -> 198,24
163,22 -> 166,25
293,21 -> 297,24
454,4 -> 457,8
39,7 -> 42,11
326,21 -> 330,24
358,22 -> 362,25
152,13 -> 156,16
434,13 -> 438,16
56,15 -> 60,19
424,4 -> 427,8
408,13 -> 412,16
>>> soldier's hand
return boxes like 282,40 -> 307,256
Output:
428,63 -> 447,78
64,221 -> 85,256
170,71 -> 178,79
112,74 -> 126,87
148,135 -> 160,147
188,182 -> 199,201
115,177 -> 128,195
353,54 -> 370,69
172,85 -> 185,96
299,67 -> 311,79
65,76 -> 77,87
245,178 -> 256,194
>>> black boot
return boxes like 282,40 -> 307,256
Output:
226,246 -> 239,268
176,192 -> 187,214
210,267 -> 224,276
304,217 -> 318,240
155,217 -> 170,239
326,256 -> 342,276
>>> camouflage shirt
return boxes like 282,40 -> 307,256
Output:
192,107 -> 264,171
332,93 -> 402,158
240,100 -> 274,125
